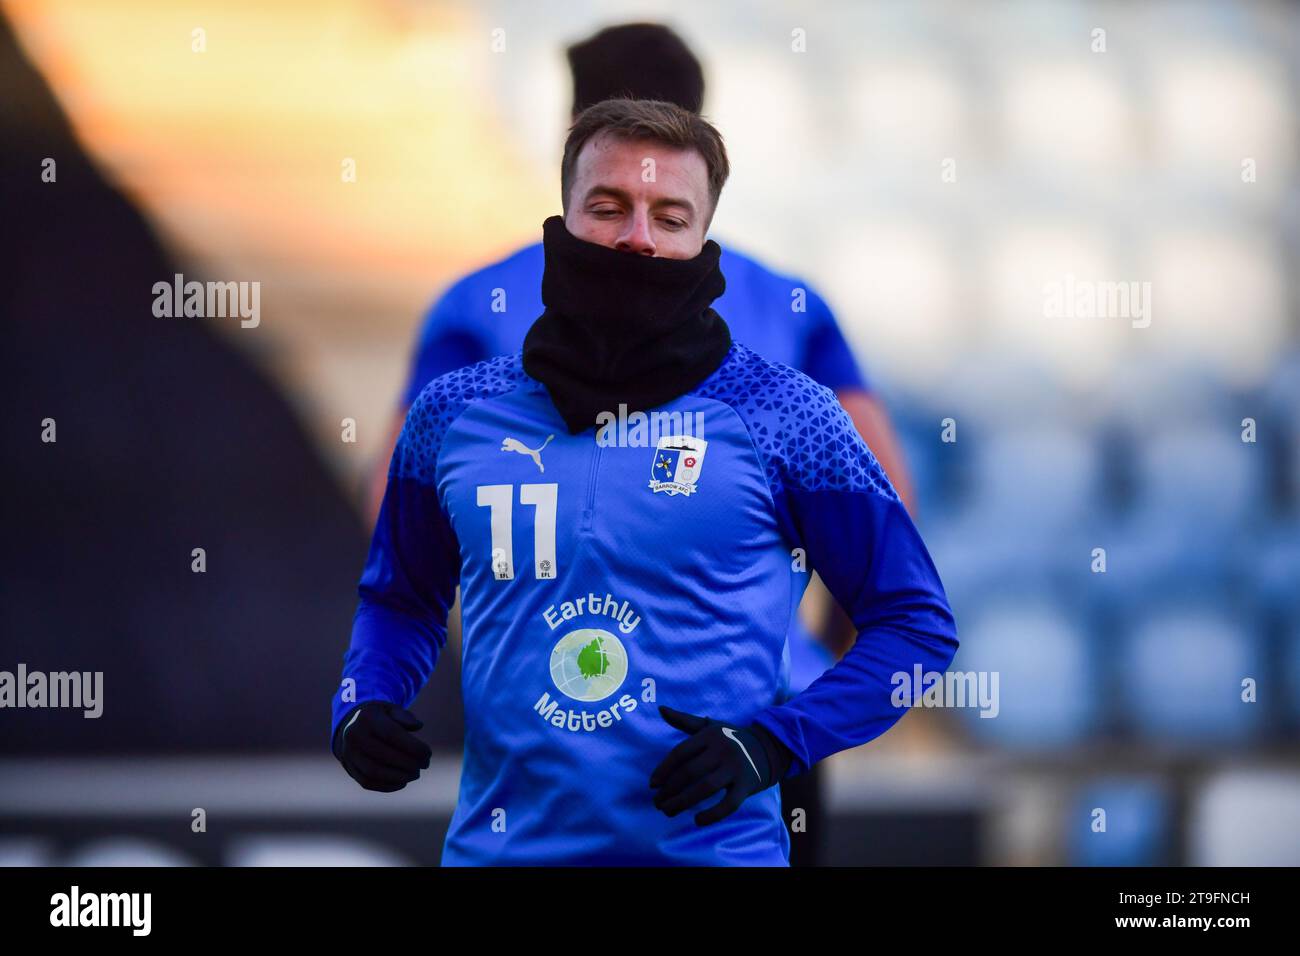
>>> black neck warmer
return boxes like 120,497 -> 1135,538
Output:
523,215 -> 732,434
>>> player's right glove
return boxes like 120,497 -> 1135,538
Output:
332,701 -> 432,793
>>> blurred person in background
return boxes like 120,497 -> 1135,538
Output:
365,21 -> 918,866
332,96 -> 957,865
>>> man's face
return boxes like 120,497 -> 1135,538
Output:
564,133 -> 712,259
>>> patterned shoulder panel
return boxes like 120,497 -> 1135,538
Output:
694,343 -> 898,501
394,352 -> 532,486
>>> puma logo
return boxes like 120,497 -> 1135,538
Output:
501,434 -> 554,473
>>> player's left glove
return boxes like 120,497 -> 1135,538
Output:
650,704 -> 794,826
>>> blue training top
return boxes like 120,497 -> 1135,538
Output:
335,343 -> 957,865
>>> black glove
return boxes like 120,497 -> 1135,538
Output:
332,701 -> 432,793
649,704 -> 794,826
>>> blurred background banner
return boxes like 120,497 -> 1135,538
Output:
1,0 -> 1297,866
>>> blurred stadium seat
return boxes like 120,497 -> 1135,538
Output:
1129,425 -> 1263,533
1235,519 -> 1300,619
1117,606 -> 1265,746
1261,350 -> 1300,428
1068,777 -> 1171,866
225,837 -> 414,867
1285,619 -> 1300,728
967,425 -> 1104,532
63,839 -> 197,868
955,602 -> 1100,749
1189,770 -> 1300,866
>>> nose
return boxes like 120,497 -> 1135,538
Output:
615,210 -> 656,256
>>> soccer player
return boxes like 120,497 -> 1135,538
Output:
365,22 -> 918,865
331,97 -> 958,865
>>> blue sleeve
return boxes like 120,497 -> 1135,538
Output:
800,286 -> 871,395
400,286 -> 491,407
330,388 -> 461,743
750,379 -> 956,775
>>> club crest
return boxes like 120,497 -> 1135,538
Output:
648,435 -> 708,497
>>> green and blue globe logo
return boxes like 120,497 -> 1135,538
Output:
549,628 -> 628,702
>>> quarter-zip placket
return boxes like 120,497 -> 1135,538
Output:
579,436 -> 604,535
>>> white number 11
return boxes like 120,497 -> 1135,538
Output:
475,483 -> 558,580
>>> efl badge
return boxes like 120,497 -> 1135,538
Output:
648,435 -> 708,497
